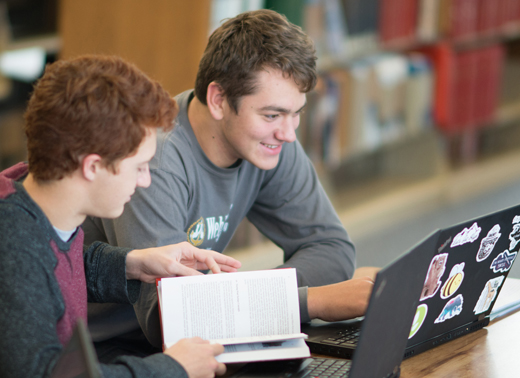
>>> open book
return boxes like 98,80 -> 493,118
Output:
156,268 -> 310,363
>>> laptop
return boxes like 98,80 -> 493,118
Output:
51,319 -> 101,378
227,228 -> 437,378
303,203 -> 520,360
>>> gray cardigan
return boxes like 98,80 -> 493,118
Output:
0,165 -> 187,378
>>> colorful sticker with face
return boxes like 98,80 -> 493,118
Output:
434,294 -> 463,323
451,222 -> 481,248
420,253 -> 448,301
476,224 -> 501,262
509,223 -> 520,251
473,276 -> 505,315
490,250 -> 518,273
440,263 -> 465,299
409,304 -> 428,339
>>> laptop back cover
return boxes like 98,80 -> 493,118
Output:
406,204 -> 520,356
347,229 -> 439,377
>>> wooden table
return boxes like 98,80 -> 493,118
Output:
400,277 -> 520,377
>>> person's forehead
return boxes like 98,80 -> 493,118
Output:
241,70 -> 305,108
253,68 -> 299,90
124,128 -> 157,162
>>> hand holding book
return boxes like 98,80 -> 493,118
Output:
157,268 -> 310,363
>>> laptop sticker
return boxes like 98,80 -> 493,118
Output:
476,224 -> 501,262
420,253 -> 448,301
409,304 -> 428,339
451,222 -> 481,248
434,294 -> 463,323
508,223 -> 520,250
490,250 -> 518,273
440,263 -> 465,299
473,276 -> 505,315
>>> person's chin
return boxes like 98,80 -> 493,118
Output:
103,206 -> 125,220
251,156 -> 280,170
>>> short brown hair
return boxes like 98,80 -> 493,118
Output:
24,55 -> 178,181
194,9 -> 317,113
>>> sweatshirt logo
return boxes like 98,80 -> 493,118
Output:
187,217 -> 205,246
206,215 -> 229,243
187,209 -> 232,247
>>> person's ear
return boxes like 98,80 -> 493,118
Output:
81,154 -> 103,181
206,82 -> 226,121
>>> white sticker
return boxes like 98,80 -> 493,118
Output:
473,276 -> 505,315
476,224 -> 501,262
451,222 -> 481,248
509,223 -> 520,251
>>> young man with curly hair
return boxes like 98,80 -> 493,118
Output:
0,55 -> 241,378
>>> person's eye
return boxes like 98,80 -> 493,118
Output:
264,114 -> 279,121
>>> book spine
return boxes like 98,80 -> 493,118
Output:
379,0 -> 419,46
449,0 -> 479,42
474,44 -> 505,127
477,0 -> 501,36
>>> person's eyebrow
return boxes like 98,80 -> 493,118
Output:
259,102 -> 307,114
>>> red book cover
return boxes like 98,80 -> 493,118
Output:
379,0 -> 419,45
415,43 -> 457,133
477,0 -> 501,35
449,0 -> 479,41
473,44 -> 505,127
451,49 -> 478,132
498,0 -> 520,32
156,277 -> 166,351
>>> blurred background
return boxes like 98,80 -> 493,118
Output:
1,0 -> 520,278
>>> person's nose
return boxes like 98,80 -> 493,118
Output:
275,114 -> 299,143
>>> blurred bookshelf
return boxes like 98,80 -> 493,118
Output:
3,1 -> 520,258
230,0 -> 520,254
0,0 -> 59,169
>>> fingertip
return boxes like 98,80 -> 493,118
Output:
216,363 -> 227,376
211,342 -> 225,355
220,266 -> 238,273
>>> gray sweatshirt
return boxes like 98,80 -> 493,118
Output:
83,90 -> 356,348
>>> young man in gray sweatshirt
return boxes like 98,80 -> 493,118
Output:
84,9 -> 376,356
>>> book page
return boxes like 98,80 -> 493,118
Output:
216,338 -> 309,364
210,333 -> 307,346
160,269 -> 300,347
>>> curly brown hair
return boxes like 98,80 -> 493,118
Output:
194,9 -> 317,113
24,55 -> 178,181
